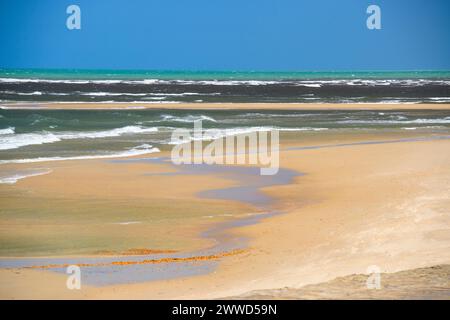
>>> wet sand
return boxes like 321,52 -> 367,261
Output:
0,157 -> 253,257
0,157 -> 298,286
1,129 -> 449,299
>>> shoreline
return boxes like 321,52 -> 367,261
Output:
0,157 -> 299,286
2,102 -> 450,110
1,132 -> 449,298
0,112 -> 449,297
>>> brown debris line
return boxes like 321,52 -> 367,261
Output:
24,249 -> 246,270
94,248 -> 178,256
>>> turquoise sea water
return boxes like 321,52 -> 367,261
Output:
0,69 -> 449,166
1,69 -> 449,103
1,69 -> 450,80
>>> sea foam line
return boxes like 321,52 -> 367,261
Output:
0,169 -> 52,184
1,77 -> 449,86
0,145 -> 160,164
0,125 -> 158,150
0,127 -> 15,135
167,126 -> 328,145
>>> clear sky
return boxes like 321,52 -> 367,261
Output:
0,0 -> 449,71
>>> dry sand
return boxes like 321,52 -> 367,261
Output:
228,264 -> 450,300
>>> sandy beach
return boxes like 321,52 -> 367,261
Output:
1,106 -> 449,299
2,0 -> 450,305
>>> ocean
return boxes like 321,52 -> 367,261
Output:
1,69 -> 450,104
1,108 -> 450,166
1,69 -> 450,282
1,69 -> 450,167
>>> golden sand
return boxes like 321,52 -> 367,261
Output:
0,128 -> 449,299
228,264 -> 450,300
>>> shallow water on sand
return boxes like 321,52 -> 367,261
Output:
0,158 -> 299,286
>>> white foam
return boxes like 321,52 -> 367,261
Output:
239,113 -> 316,118
296,83 -> 322,88
0,90 -> 45,96
0,145 -> 160,164
0,127 -> 15,135
0,169 -> 52,184
80,92 -> 148,97
280,127 -> 329,131
161,114 -> 217,123
1,77 -> 449,87
401,126 -> 445,130
168,126 -> 328,144
58,125 -> 158,139
144,97 -> 166,100
150,92 -> 219,96
0,126 -> 158,150
339,117 -> 450,124
0,132 -> 61,150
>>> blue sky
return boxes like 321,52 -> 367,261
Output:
0,0 -> 449,71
